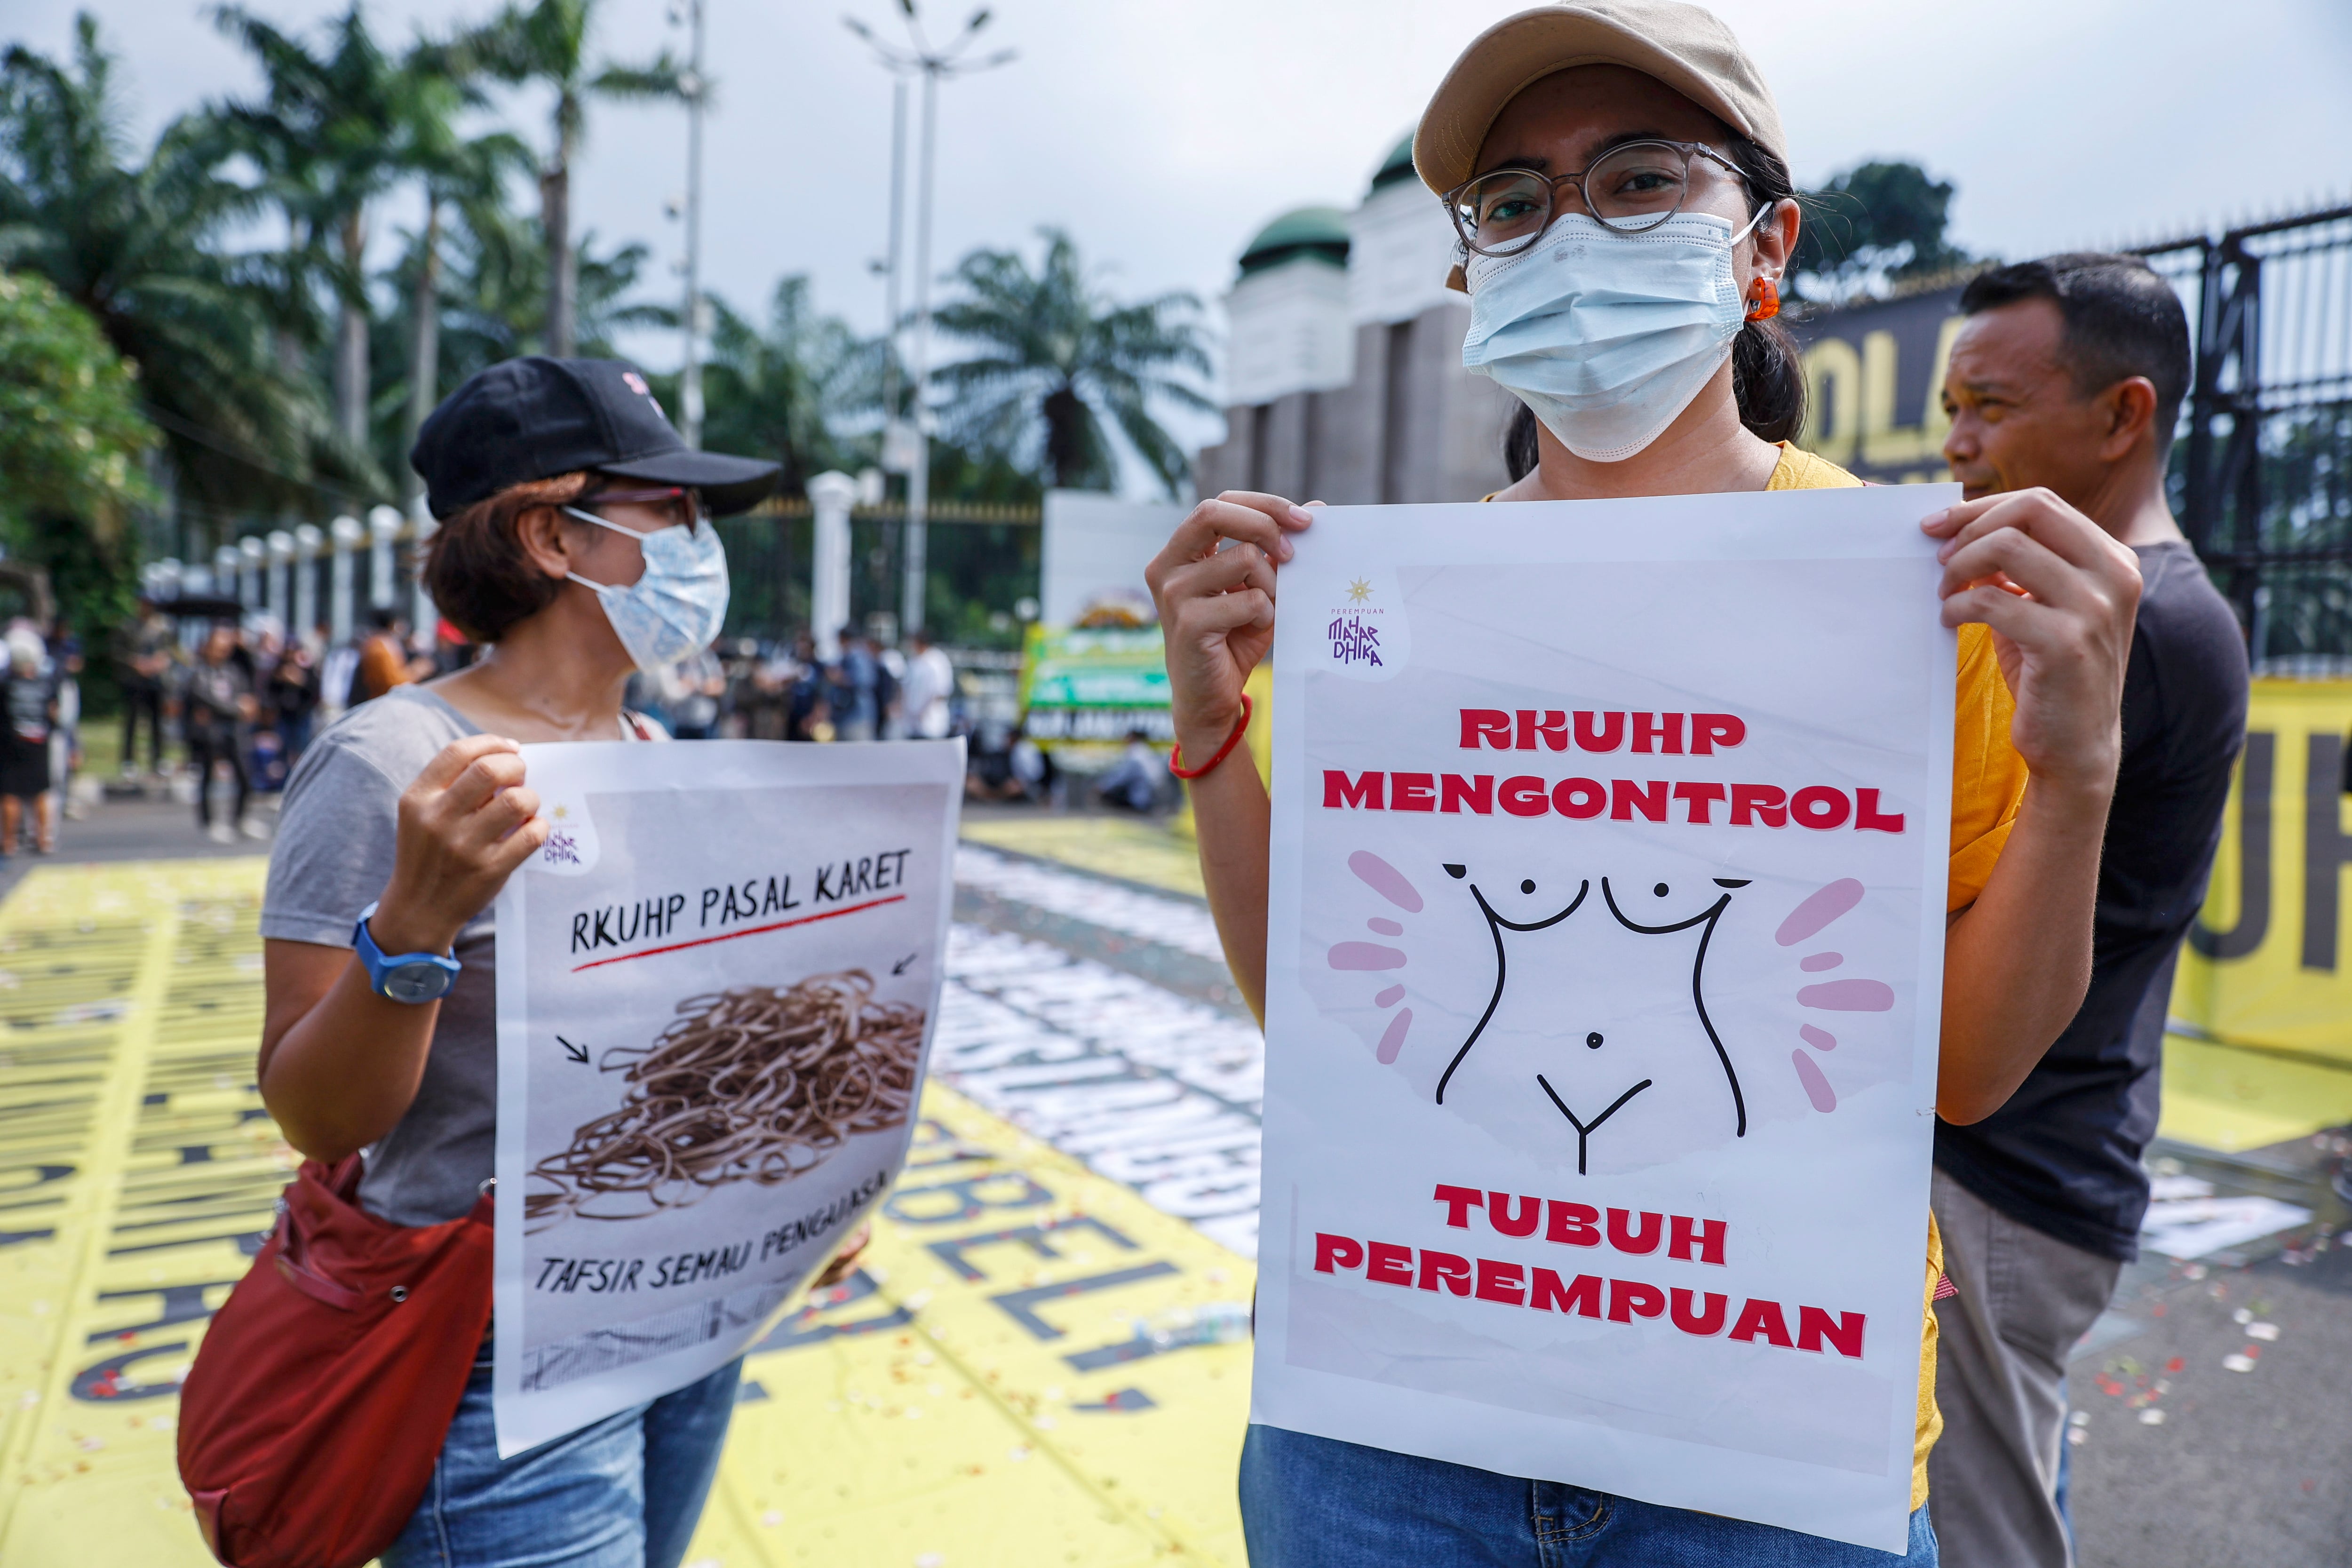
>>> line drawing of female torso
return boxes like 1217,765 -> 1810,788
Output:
1432,866 -> 1749,1176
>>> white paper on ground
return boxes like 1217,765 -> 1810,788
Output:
2139,1195 -> 2313,1259
1254,486 -> 1961,1552
493,739 -> 963,1456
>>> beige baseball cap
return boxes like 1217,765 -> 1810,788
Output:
1414,0 -> 1788,197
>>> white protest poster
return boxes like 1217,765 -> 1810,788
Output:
491,739 -> 963,1456
1253,485 -> 1963,1551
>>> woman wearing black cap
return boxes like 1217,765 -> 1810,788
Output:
1149,3 -> 2141,1564
253,358 -> 850,1566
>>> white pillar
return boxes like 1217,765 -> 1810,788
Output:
367,505 -> 403,611
411,513 -> 439,642
237,537 -> 265,611
329,515 -> 363,644
145,559 -> 183,600
293,524 -> 322,638
808,470 -> 856,663
266,530 -> 294,628
214,545 -> 243,608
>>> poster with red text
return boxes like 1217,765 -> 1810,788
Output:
492,739 -> 963,1457
1255,485 -> 1962,1551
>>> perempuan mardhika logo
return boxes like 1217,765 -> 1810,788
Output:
1328,577 -> 1384,667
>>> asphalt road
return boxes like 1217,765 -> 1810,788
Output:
2068,1141 -> 2352,1568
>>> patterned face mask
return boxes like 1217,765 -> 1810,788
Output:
563,508 -> 731,671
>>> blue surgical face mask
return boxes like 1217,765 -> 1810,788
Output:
564,508 -> 730,671
1461,206 -> 1769,463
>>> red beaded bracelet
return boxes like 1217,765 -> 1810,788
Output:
1169,695 -> 1253,780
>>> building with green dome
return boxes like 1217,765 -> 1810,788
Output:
1197,132 -> 1512,504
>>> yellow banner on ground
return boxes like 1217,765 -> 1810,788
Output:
0,859 -> 1253,1568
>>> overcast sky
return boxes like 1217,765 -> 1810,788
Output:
13,0 -> 2352,470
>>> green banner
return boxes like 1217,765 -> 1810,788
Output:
1019,625 -> 1173,746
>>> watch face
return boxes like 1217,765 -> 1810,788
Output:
383,963 -> 455,1003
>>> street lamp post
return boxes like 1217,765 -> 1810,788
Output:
677,0 -> 709,449
846,3 -> 1014,641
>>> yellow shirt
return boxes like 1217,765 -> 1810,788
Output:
1767,442 -> 2028,1509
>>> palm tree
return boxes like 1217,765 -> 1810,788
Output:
209,2 -> 415,454
424,197 -> 667,382
387,55 -> 531,504
695,277 -> 879,495
452,0 -> 680,356
930,227 -> 1214,494
0,13 -> 334,541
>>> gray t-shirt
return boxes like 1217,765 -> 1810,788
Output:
262,685 -> 494,1226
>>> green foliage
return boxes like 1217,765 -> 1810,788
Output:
1792,160 -> 1975,303
0,269 -> 155,524
0,270 -> 150,706
0,14 -> 335,541
0,10 -> 1129,648
931,227 -> 1213,494
690,276 -> 881,495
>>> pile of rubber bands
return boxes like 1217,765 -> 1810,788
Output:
525,971 -> 924,1227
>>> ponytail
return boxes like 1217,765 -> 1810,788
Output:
1730,313 -> 1806,445
1724,134 -> 1806,445
1500,130 -> 1808,481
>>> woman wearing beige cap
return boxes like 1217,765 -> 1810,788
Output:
1147,2 -> 2141,1563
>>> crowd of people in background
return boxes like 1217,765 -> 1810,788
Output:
103,601 -> 1156,851
0,616 -> 84,857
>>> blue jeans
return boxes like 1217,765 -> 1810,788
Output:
1240,1425 -> 1938,1567
382,1347 -> 742,1568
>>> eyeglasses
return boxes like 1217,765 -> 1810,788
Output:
1443,139 -> 1753,258
580,485 -> 705,531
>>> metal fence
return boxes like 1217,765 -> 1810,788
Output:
715,499 -> 1042,648
2138,205 -> 2352,670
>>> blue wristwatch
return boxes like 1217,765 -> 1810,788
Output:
353,901 -> 462,1003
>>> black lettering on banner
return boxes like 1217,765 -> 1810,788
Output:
927,1216 -> 1140,1281
988,1262 -> 1181,1340
86,1281 -> 235,1340
2303,732 -> 2351,971
2191,732 -> 2272,961
883,1172 -> 1055,1226
72,1341 -> 191,1402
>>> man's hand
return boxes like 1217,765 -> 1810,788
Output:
370,734 -> 548,955
1924,488 -> 2141,796
1144,493 -> 1314,759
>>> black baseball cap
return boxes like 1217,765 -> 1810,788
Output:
411,356 -> 780,519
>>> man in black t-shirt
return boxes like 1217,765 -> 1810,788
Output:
1927,255 -> 2249,1568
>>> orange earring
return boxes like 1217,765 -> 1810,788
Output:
1746,278 -> 1780,323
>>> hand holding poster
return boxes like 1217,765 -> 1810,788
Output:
1253,486 -> 1960,1551
491,739 -> 962,1455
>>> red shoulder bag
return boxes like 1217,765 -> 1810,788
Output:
178,1155 -> 494,1568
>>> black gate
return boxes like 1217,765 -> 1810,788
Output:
2138,206 -> 2352,669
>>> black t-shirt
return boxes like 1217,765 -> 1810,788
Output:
185,658 -> 254,735
1935,541 -> 2249,1260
